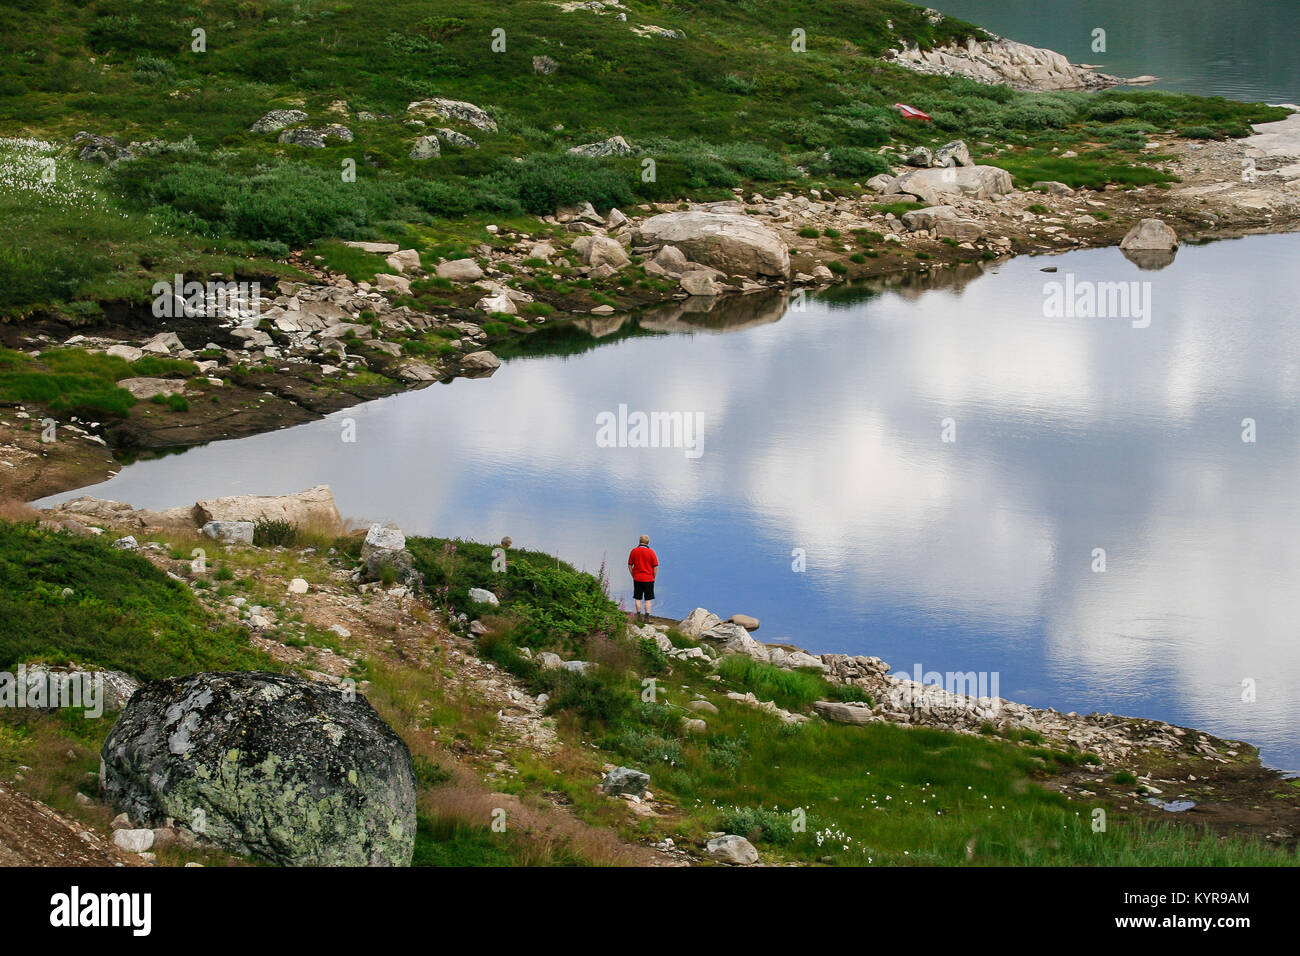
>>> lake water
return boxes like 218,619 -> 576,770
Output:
41,233 -> 1300,770
927,0 -> 1299,104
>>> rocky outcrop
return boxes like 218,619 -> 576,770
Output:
568,135 -> 636,158
699,622 -> 769,662
634,212 -> 791,279
193,486 -> 341,533
99,671 -> 417,866
249,109 -> 308,133
278,125 -> 353,148
71,132 -> 136,165
892,165 -> 1014,204
435,127 -> 479,149
409,135 -> 441,160
406,98 -> 498,132
889,35 -> 1128,91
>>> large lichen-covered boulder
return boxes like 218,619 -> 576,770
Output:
633,212 -> 791,279
100,672 -> 416,867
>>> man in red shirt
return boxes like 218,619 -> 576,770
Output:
627,534 -> 659,623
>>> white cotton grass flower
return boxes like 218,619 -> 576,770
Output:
0,138 -> 113,213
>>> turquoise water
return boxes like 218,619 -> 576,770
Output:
43,233 -> 1300,769
928,0 -> 1299,103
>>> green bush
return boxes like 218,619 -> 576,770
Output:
718,805 -> 797,845
252,519 -> 297,547
489,153 -> 634,216
0,523 -> 267,679
816,146 -> 889,178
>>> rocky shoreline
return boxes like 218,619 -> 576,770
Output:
6,105 -> 1300,503
25,487 -> 1300,850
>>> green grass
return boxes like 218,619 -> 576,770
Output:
0,0 -> 1283,317
0,522 -> 269,680
0,347 -> 136,417
406,535 -> 622,647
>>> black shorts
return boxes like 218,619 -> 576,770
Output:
633,580 -> 655,600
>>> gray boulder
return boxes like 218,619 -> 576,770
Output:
361,524 -> 415,582
706,834 -> 759,865
634,211 -> 790,279
71,132 -> 136,165
435,127 -> 478,149
461,350 -> 502,375
100,672 -> 417,866
813,700 -> 877,725
436,258 -> 484,281
409,135 -> 441,160
700,622 -> 770,662
533,55 -> 559,75
893,165 -> 1013,203
278,125 -> 352,148
932,139 -> 972,167
901,205 -> 959,231
601,766 -> 650,797
1119,218 -> 1178,251
906,146 -> 933,167
250,109 -> 308,133
568,135 -> 636,158
406,98 -> 498,132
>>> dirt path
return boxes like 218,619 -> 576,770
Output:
0,784 -> 140,867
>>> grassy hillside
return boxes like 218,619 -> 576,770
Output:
0,0 -> 1285,316
1,519 -> 1295,865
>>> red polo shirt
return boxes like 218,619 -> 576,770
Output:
628,545 -> 658,582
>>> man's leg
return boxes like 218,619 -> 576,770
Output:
644,599 -> 652,620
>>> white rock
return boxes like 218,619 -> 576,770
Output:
113,828 -> 155,853
706,834 -> 758,865
467,587 -> 500,606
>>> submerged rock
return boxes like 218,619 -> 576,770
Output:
100,671 -> 417,866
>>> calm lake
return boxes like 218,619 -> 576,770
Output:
40,233 -> 1300,770
927,0 -> 1299,104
